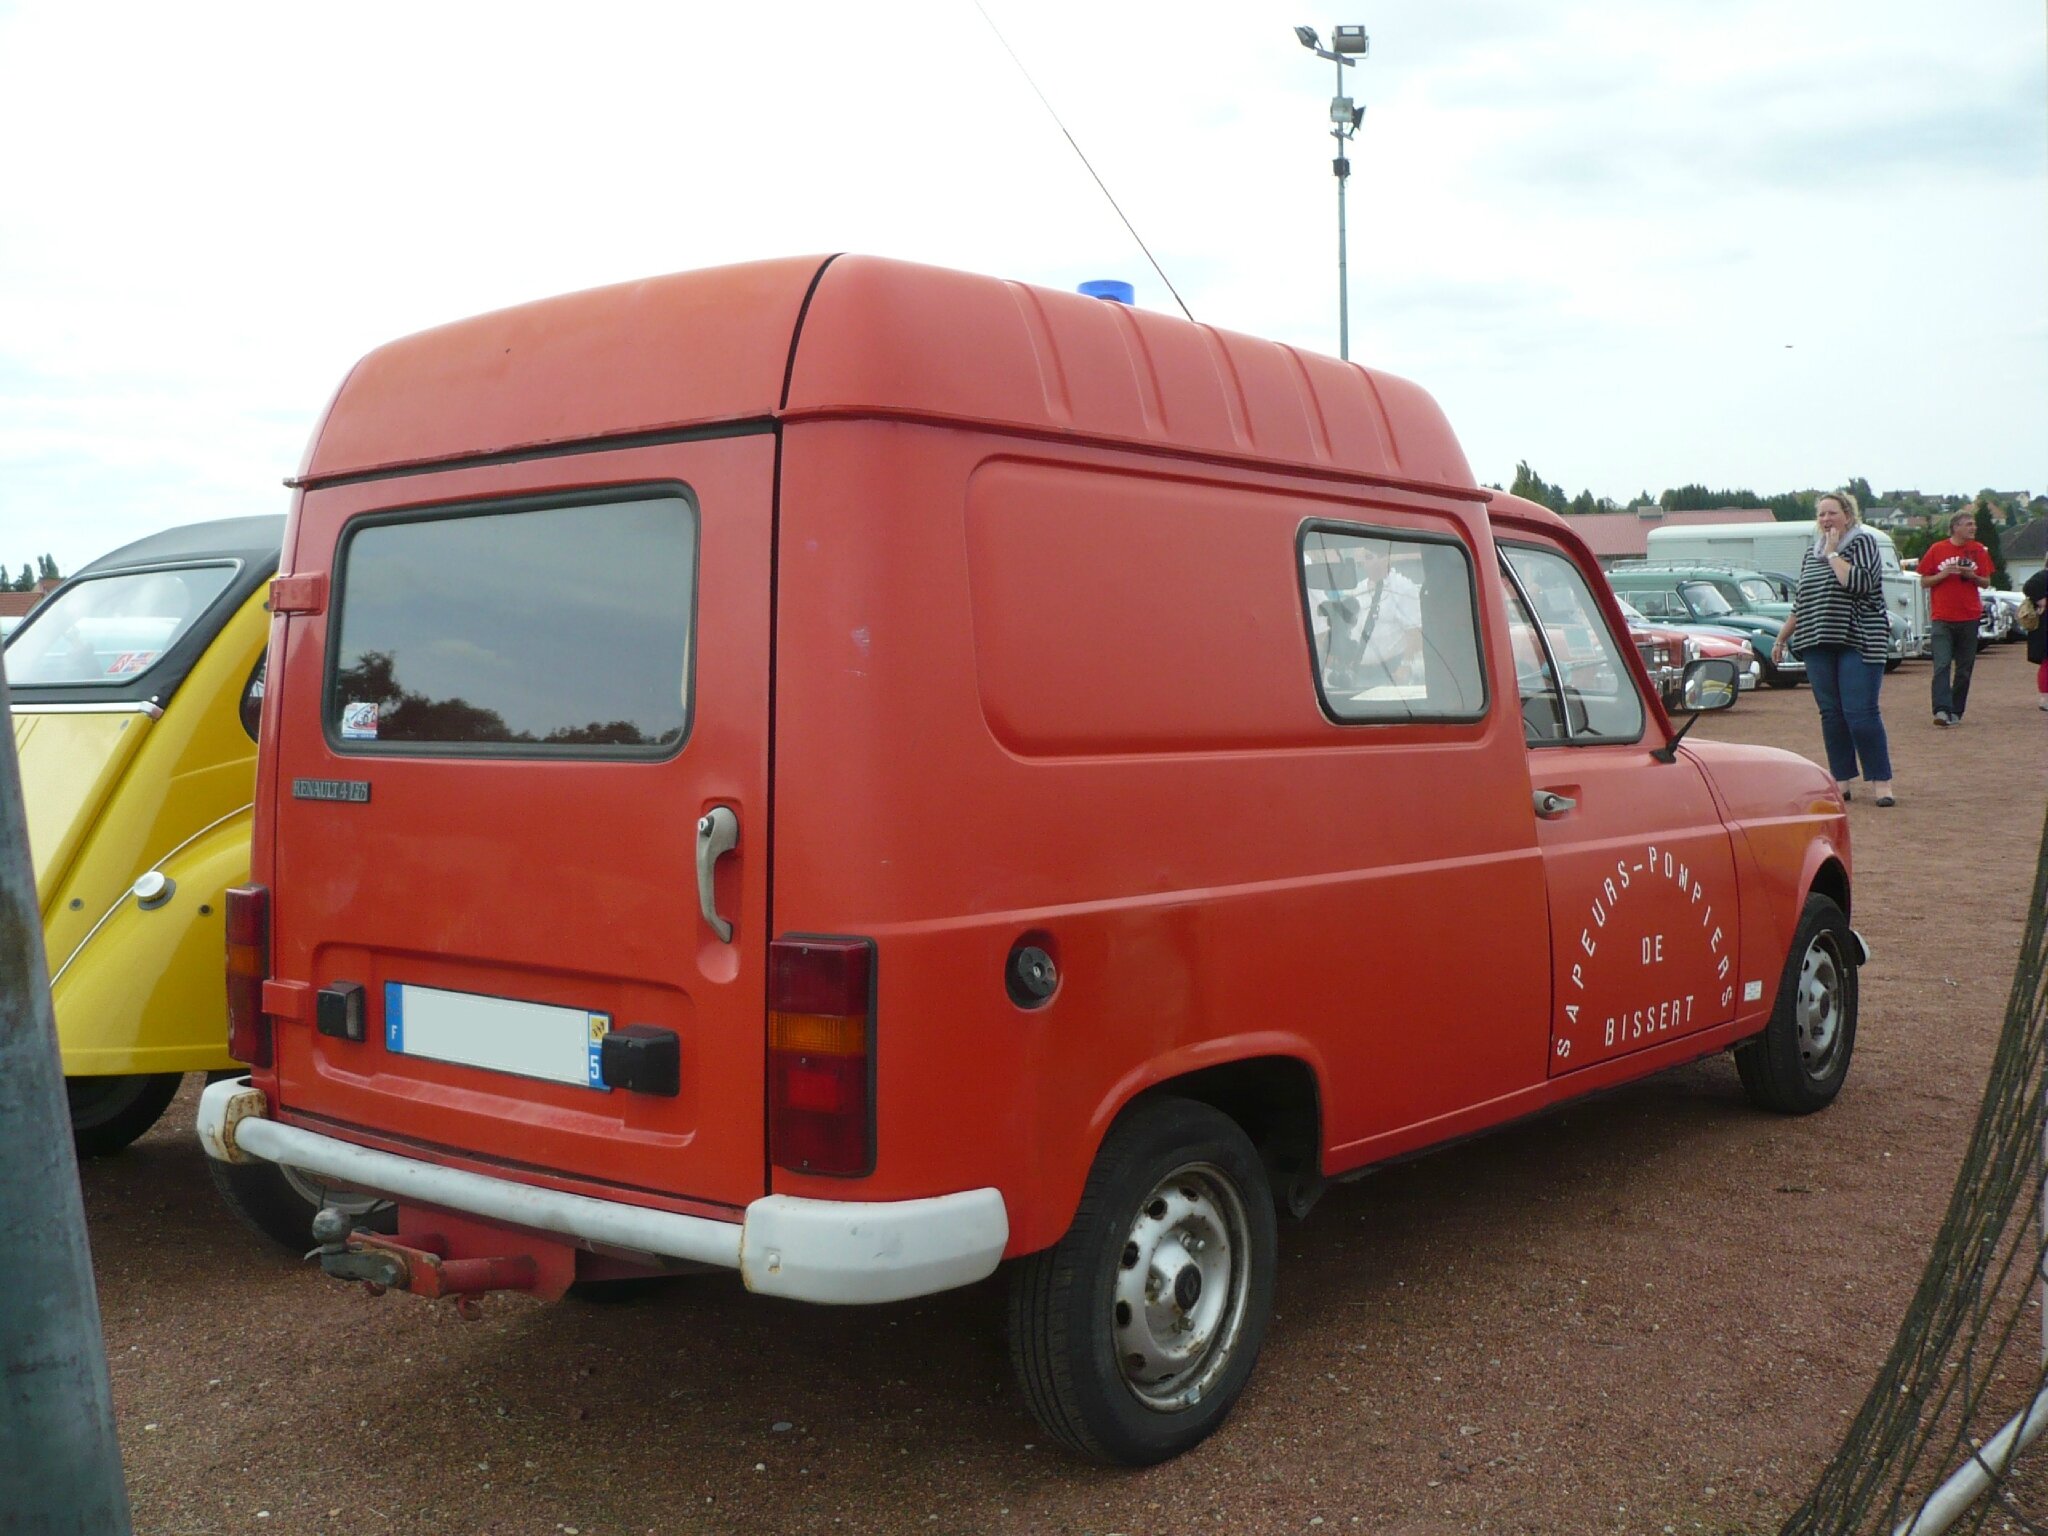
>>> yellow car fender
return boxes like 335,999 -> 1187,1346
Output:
49,800 -> 250,1076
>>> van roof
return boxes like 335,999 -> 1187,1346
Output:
297,255 -> 1478,497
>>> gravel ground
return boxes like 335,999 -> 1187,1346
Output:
82,645 -> 2048,1536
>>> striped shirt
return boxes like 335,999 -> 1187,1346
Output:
1790,529 -> 1887,663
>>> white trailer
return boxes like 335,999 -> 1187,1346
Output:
1646,520 -> 1931,659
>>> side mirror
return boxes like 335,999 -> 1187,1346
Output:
1678,657 -> 1739,713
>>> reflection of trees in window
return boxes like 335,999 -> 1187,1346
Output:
334,650 -> 676,748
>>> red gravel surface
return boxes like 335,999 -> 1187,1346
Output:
83,647 -> 2048,1535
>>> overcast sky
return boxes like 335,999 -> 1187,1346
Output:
2,0 -> 2042,576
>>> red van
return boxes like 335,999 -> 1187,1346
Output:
200,255 -> 1859,1464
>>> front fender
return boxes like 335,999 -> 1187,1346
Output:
52,809 -> 250,1076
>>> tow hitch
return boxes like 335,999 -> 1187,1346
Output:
310,1207 -> 539,1319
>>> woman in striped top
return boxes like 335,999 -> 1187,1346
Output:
1770,490 -> 1896,805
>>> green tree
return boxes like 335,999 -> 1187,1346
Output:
1769,491 -> 1815,522
1968,497 -> 2011,588
36,554 -> 58,581
1844,476 -> 1875,511
1510,460 -> 1569,513
13,564 -> 31,591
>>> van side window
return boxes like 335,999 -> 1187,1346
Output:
1301,527 -> 1485,722
327,492 -> 695,756
1500,545 -> 1644,745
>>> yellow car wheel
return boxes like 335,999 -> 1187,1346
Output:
67,1072 -> 185,1157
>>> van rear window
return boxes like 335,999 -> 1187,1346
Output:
328,493 -> 694,754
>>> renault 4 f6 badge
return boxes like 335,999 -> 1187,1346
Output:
292,778 -> 371,803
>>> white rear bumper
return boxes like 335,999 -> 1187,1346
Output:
197,1076 -> 1007,1305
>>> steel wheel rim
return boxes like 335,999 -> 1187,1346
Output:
1111,1161 -> 1252,1413
279,1164 -> 392,1221
1795,933 -> 1846,1080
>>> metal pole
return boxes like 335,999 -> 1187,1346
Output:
1334,52 -> 1350,361
1893,1388 -> 2048,1536
0,663 -> 133,1532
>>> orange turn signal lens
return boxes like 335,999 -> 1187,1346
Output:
770,1011 -> 867,1057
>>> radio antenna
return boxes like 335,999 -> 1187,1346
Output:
970,0 -> 1196,322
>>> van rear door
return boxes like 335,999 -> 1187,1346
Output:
266,437 -> 773,1214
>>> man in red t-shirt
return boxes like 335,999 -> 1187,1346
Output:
1920,508 -> 1992,725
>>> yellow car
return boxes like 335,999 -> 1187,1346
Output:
7,516 -> 388,1246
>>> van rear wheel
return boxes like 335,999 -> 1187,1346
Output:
66,1072 -> 186,1156
207,1157 -> 397,1253
1006,1097 -> 1276,1465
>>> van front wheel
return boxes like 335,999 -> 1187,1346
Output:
1735,893 -> 1857,1113
208,1157 -> 397,1253
1006,1097 -> 1276,1465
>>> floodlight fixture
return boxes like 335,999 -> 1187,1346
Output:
1333,24 -> 1369,54
1295,25 -> 1319,48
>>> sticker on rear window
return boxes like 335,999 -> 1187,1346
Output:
340,701 -> 380,740
108,650 -> 159,675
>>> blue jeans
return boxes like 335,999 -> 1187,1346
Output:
1802,645 -> 1892,784
1929,620 -> 1979,718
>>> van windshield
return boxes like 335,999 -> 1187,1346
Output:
328,493 -> 694,754
3,564 -> 236,687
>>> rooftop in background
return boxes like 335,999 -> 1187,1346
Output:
1564,506 -> 1776,565
2005,518 -> 2048,560
0,577 -> 62,619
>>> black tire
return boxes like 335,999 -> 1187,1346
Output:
1735,893 -> 1858,1114
67,1072 -> 185,1156
1762,661 -> 1801,689
1006,1096 -> 1277,1465
1884,658 -> 1903,673
207,1156 -> 398,1253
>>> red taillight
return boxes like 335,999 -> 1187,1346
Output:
768,937 -> 874,1177
225,884 -> 272,1068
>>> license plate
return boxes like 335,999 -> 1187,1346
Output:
384,983 -> 610,1089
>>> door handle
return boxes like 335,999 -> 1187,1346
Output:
695,805 -> 739,942
1533,789 -> 1578,819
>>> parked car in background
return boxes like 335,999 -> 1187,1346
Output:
1606,565 -> 1803,687
1980,589 -> 2022,644
1646,521 -> 1929,660
5,516 -> 392,1248
1618,598 -> 1760,696
1610,597 -> 1697,705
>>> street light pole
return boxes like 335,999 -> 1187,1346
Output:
1295,24 -> 1370,360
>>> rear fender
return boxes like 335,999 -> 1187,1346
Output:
1011,1036 -> 1327,1257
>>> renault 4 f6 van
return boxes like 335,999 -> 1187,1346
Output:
200,256 -> 1862,1465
